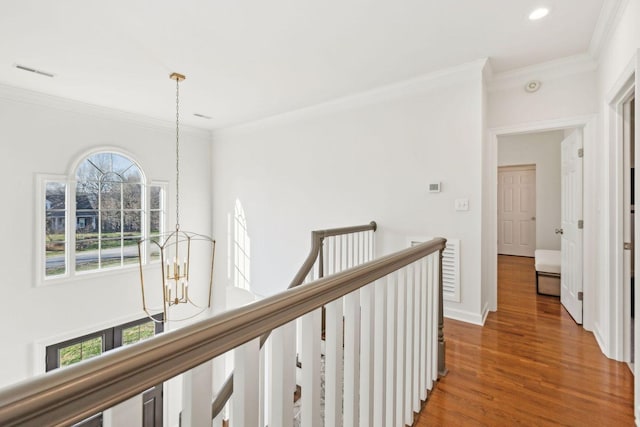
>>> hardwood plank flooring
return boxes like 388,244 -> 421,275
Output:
414,255 -> 634,426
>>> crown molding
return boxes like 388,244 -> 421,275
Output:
215,58 -> 489,136
487,54 -> 597,93
589,0 -> 631,60
0,82 -> 212,139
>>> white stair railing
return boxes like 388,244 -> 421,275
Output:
0,231 -> 446,427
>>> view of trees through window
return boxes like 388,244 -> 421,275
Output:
44,151 -> 164,278
75,153 -> 143,271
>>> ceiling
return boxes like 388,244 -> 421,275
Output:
0,0 -> 606,129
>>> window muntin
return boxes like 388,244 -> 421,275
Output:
75,153 -> 144,272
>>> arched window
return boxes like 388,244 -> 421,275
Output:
233,200 -> 251,290
40,150 -> 165,281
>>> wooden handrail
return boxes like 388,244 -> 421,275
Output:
0,236 -> 444,427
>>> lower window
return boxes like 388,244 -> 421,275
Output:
46,315 -> 163,426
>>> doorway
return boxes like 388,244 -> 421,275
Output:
498,165 -> 536,257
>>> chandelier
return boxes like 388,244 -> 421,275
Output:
138,73 -> 216,322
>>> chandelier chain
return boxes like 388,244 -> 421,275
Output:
175,76 -> 180,230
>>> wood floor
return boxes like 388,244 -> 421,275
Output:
414,255 -> 635,426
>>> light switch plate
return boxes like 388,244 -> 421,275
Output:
455,198 -> 469,211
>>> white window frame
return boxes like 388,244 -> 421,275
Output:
36,149 -> 167,286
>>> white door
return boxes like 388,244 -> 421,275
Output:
561,129 -> 584,324
498,166 -> 536,257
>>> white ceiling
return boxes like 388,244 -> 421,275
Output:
0,0 -> 606,129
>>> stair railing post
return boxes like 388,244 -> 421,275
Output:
438,248 -> 448,377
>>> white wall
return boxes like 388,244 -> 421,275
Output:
0,85 -> 213,425
498,130 -> 564,251
212,62 -> 487,324
592,3 -> 640,419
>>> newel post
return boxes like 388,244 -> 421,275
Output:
438,248 -> 448,377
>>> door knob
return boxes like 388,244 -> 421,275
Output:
531,217 -> 536,220
555,228 -> 563,235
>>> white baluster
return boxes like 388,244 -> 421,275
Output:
233,338 -> 260,427
395,268 -> 406,427
360,281 -> 375,426
325,297 -> 343,427
268,321 -> 295,427
344,288 -> 361,426
432,252 -> 439,383
301,308 -> 322,427
385,272 -> 397,426
426,255 -> 434,392
404,264 -> 414,425
419,257 -> 428,400
373,278 -> 387,427
412,261 -> 421,412
181,361 -> 213,427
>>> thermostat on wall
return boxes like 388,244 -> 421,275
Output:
429,182 -> 441,193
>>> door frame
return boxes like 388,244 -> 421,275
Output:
485,114 -> 596,329
497,164 -> 537,257
607,54 -> 637,363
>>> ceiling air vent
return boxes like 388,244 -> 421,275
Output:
15,64 -> 55,78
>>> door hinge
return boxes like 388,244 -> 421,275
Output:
625,242 -> 633,250
578,220 -> 584,229
578,291 -> 584,301
578,148 -> 584,158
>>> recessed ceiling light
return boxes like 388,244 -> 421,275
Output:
529,7 -> 550,20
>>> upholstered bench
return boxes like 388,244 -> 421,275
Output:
535,249 -> 561,296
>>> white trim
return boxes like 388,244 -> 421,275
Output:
589,0 -> 632,61
487,54 -> 597,93
216,59 -> 488,135
443,307 -> 485,326
481,301 -> 491,325
605,51 -> 637,362
486,114 -> 597,331
0,83 -> 211,138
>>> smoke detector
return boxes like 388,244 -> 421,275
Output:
525,80 -> 541,93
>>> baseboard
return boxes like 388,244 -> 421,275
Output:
444,307 -> 484,325
481,301 -> 491,325
592,322 -> 610,359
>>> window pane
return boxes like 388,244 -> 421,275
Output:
59,336 -> 103,368
123,237 -> 140,265
76,210 -> 97,232
124,211 -> 142,234
101,210 -> 121,234
76,236 -> 100,272
150,212 -> 161,234
45,181 -> 66,277
123,166 -> 142,182
46,182 -> 66,209
76,184 -> 99,210
123,184 -> 142,209
148,238 -> 161,261
150,186 -> 161,210
101,182 -> 122,210
122,322 -> 155,346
